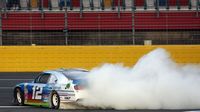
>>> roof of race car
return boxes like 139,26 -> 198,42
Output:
43,68 -> 89,84
44,68 -> 89,73
56,68 -> 89,72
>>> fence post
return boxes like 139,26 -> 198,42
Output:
177,0 -> 180,10
4,0 -> 7,18
132,0 -> 135,45
196,0 -> 199,17
122,0 -> 126,10
28,0 -> 31,10
118,0 -> 120,18
111,0 -> 115,10
90,0 -> 94,10
64,0 -> 68,45
80,0 -> 83,18
156,0 -> 160,17
101,0 -> 104,10
40,0 -> 44,19
0,8 -> 2,45
166,0 -> 169,9
188,0 -> 192,9
144,0 -> 147,10
70,0 -> 73,10
48,0 -> 52,10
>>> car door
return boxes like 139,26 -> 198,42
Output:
25,73 -> 51,105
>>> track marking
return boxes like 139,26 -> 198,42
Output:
0,87 -> 13,89
0,106 -> 32,108
183,110 -> 200,112
0,79 -> 33,81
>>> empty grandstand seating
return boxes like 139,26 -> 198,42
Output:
146,0 -> 154,7
168,0 -> 178,6
93,0 -> 99,8
31,0 -> 37,8
1,0 -> 200,31
67,12 -> 132,30
0,0 -> 5,8
113,0 -> 123,6
1,13 -> 65,30
135,11 -> 200,30
1,11 -> 200,31
1,0 -> 199,10
43,0 -> 49,8
71,0 -> 80,7
20,0 -> 27,9
125,0 -> 132,8
135,0 -> 145,6
83,0 -> 90,8
51,0 -> 59,8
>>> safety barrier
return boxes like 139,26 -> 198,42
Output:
0,45 -> 199,72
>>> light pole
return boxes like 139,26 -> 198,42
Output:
80,0 -> 83,18
132,0 -> 135,45
0,7 -> 2,45
118,0 -> 120,18
196,0 -> 199,17
177,0 -> 180,10
39,0 -> 44,19
90,0 -> 94,10
64,0 -> 68,45
155,0 -> 160,17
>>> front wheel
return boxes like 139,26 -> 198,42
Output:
14,88 -> 24,106
50,91 -> 60,109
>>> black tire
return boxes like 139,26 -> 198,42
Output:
50,91 -> 60,109
14,88 -> 24,106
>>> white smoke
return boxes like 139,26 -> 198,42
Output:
79,48 -> 200,109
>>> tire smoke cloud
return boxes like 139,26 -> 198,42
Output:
80,48 -> 200,109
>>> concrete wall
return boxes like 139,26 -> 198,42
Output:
0,46 -> 199,72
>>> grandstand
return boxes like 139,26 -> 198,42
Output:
0,0 -> 199,45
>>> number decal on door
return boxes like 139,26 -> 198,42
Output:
32,86 -> 43,99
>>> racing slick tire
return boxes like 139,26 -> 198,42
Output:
50,91 -> 60,109
14,88 -> 24,106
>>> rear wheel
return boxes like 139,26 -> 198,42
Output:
50,91 -> 60,109
14,88 -> 24,106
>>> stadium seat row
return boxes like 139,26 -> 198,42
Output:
0,0 -> 199,10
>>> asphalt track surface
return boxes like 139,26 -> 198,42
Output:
0,72 -> 199,112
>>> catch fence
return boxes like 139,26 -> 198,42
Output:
0,0 -> 200,45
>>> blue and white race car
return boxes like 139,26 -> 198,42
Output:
13,68 -> 89,109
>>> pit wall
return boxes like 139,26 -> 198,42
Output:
0,45 -> 199,72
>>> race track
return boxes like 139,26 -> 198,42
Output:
0,72 -> 199,112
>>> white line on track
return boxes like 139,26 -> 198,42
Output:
0,79 -> 33,81
0,106 -> 32,108
183,110 -> 200,112
0,87 -> 13,89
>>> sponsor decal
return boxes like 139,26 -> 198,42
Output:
65,83 -> 71,89
26,102 -> 49,107
43,95 -> 49,102
64,97 -> 71,100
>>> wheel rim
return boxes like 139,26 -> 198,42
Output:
16,90 -> 22,103
52,94 -> 58,106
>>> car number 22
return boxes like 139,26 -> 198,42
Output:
32,86 -> 43,100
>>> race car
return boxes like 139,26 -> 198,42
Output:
13,68 -> 89,109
